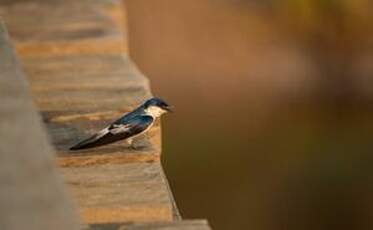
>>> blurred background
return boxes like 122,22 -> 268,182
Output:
124,0 -> 373,229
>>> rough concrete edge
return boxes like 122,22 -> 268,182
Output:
121,53 -> 153,97
123,54 -> 182,220
0,18 -> 81,229
160,168 -> 182,220
126,219 -> 210,227
87,219 -> 211,229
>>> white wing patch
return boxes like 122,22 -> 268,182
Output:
95,127 -> 110,139
109,124 -> 131,134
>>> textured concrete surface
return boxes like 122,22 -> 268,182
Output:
89,220 -> 211,230
62,163 -> 172,223
0,21 -> 79,230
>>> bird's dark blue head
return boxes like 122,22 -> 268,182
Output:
143,97 -> 173,113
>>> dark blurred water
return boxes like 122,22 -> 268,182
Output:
125,1 -> 373,229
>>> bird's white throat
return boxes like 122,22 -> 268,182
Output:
145,106 -> 166,118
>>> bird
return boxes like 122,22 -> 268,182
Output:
70,97 -> 173,150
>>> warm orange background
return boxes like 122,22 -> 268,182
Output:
124,1 -> 373,229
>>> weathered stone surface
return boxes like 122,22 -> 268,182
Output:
121,220 -> 211,230
23,55 -> 151,113
61,163 -> 173,224
0,21 -> 79,230
88,220 -> 211,230
0,0 -> 127,56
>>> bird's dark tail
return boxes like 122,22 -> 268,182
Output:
69,132 -> 129,150
69,134 -> 100,150
69,143 -> 91,150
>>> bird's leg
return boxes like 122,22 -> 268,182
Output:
127,136 -> 148,150
126,138 -> 135,149
126,138 -> 143,150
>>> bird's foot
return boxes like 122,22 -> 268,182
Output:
127,137 -> 149,151
128,144 -> 147,151
128,144 -> 138,150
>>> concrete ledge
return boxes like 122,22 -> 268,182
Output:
89,220 -> 211,230
0,21 -> 79,230
0,0 -> 179,225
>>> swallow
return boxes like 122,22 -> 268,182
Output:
70,97 -> 172,150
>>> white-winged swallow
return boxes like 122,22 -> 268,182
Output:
70,97 -> 173,150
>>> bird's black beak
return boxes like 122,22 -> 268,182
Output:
164,105 -> 174,113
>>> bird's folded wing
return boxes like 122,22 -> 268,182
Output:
70,115 -> 154,150
108,115 -> 154,135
